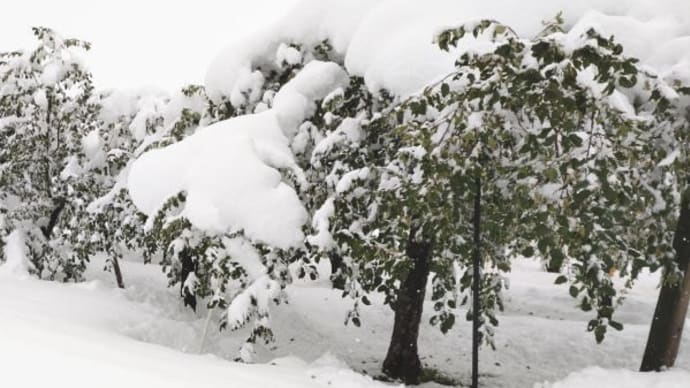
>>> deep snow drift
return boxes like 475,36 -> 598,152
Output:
0,257 -> 391,388
1,257 -> 689,388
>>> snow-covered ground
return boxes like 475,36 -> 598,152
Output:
0,256 -> 391,388
1,256 -> 688,388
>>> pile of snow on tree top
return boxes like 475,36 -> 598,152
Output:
206,0 -> 690,98
128,61 -> 348,248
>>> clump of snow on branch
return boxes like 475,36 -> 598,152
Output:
128,61 -> 348,249
206,0 -> 689,99
204,0 -> 378,100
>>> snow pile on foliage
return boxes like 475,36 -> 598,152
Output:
204,0 -> 378,101
99,88 -> 168,140
206,0 -> 690,97
536,367 -> 690,388
128,61 -> 348,248
97,87 -> 207,146
132,0 -> 690,249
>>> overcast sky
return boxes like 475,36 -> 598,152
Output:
0,0 -> 299,91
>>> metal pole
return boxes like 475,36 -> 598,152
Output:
472,173 -> 481,388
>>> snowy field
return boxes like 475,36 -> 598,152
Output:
1,256 -> 688,388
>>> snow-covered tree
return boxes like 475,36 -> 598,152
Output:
147,191 -> 291,361
70,78 -> 246,292
76,89 -> 164,287
434,19 -> 682,341
304,18 -> 685,384
0,27 -> 99,280
130,42 -> 348,361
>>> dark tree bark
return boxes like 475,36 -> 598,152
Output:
382,236 -> 432,384
544,260 -> 562,273
41,197 -> 66,239
111,257 -> 125,289
329,252 -> 346,290
640,194 -> 690,371
180,249 -> 197,311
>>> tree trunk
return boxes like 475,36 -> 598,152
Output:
544,260 -> 561,273
112,257 -> 125,289
180,248 -> 197,311
640,193 -> 690,371
382,237 -> 432,384
329,252 -> 346,290
41,198 -> 66,239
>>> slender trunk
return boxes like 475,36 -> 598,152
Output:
382,236 -> 432,384
199,308 -> 214,354
111,257 -> 125,289
41,197 -> 66,239
544,260 -> 561,273
180,248 -> 197,311
472,174 -> 481,388
44,94 -> 53,196
329,252 -> 346,290
640,193 -> 690,371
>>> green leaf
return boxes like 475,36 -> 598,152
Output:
555,275 -> 568,285
494,25 -> 506,36
550,249 -> 565,269
569,285 -> 579,298
544,167 -> 558,181
440,313 -> 456,334
567,133 -> 583,147
441,83 -> 450,97
521,246 -> 535,258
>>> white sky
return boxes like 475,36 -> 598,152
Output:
0,0 -> 299,91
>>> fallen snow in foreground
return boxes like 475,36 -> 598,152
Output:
536,367 -> 690,388
0,262 -> 390,388
1,257 -> 689,388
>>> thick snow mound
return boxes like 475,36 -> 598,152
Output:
536,367 -> 690,388
207,0 -> 690,97
128,61 -> 348,248
0,264 -> 391,388
98,87 -> 208,142
205,0 -> 379,101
